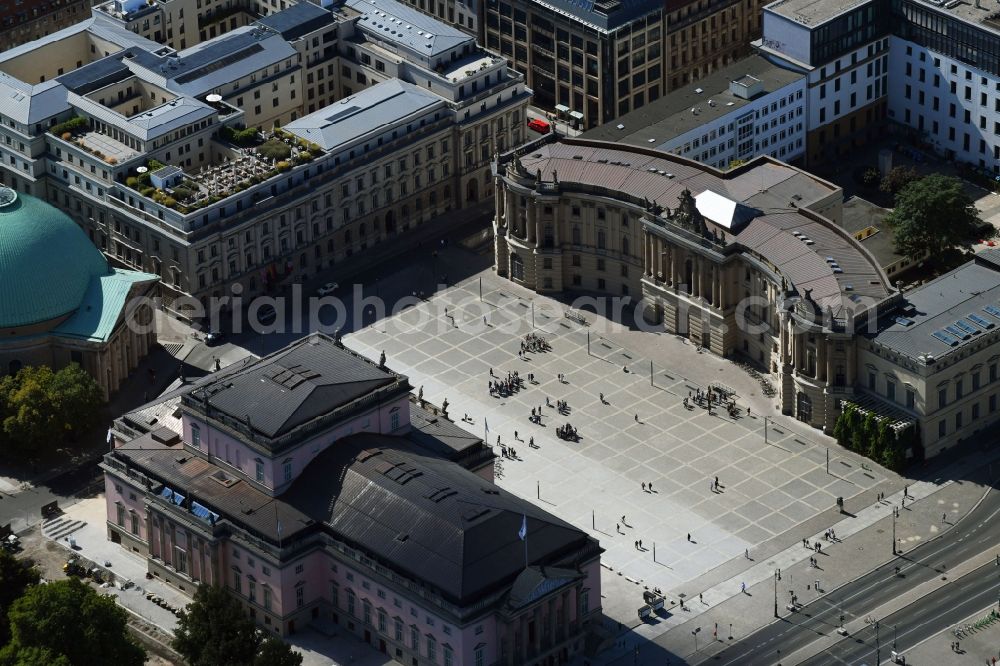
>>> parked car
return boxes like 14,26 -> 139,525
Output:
316,282 -> 339,296
527,118 -> 551,134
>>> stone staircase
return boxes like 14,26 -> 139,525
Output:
42,516 -> 87,541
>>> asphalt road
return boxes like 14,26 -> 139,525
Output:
799,560 -> 1000,665
697,486 -> 1000,666
0,460 -> 104,532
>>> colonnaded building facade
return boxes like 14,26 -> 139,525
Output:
105,333 -> 602,666
492,136 -> 1000,460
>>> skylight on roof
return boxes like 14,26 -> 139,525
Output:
932,330 -> 959,346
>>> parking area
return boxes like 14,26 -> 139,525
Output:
345,271 -> 889,635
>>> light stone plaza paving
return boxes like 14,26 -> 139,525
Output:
345,272 -> 887,641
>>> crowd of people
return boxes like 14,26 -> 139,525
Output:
488,369 -> 523,397
521,333 -> 551,354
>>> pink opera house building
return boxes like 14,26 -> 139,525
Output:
102,333 -> 602,666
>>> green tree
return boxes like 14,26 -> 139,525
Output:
0,646 -> 71,666
885,174 -> 987,261
870,419 -> 890,461
727,159 -> 746,171
879,165 -> 919,194
881,430 -> 905,472
1,578 -> 144,666
833,404 -> 855,447
255,636 -> 304,666
0,364 -> 104,456
0,549 -> 39,646
174,584 -> 300,666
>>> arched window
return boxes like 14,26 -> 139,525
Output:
621,236 -> 629,256
510,253 -> 524,281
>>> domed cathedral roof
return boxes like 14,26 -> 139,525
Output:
0,187 -> 111,329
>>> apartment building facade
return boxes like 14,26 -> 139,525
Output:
0,0 -> 94,51
582,54 -> 807,170
0,0 -> 529,315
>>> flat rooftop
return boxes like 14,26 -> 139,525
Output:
285,79 -> 444,152
839,196 -> 903,271
513,139 -> 891,316
765,0 -> 871,26
868,250 -> 1000,360
582,55 -> 803,148
346,0 -> 472,57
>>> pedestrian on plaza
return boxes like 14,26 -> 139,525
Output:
639,539 -> 643,549
745,549 -> 749,559
634,540 -> 638,549
616,523 -> 621,534
642,483 -> 646,492
529,436 -> 534,448
649,482 -> 654,492
490,367 -> 494,377
715,475 -> 719,489
635,413 -> 639,422
483,315 -> 488,326
514,430 -> 519,441
942,513 -> 947,522
687,533 -> 691,542
740,582 -> 746,593
747,406 -> 751,415
699,593 -> 703,603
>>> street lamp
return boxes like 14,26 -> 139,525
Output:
892,505 -> 897,555
773,569 -> 781,618
692,627 -> 701,652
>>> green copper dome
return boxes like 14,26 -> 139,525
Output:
0,187 -> 111,329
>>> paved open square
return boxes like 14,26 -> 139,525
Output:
345,271 -> 887,637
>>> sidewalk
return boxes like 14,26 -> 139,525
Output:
593,445 -> 1000,665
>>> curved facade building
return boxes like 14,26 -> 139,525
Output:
0,186 -> 159,397
492,137 -> 898,433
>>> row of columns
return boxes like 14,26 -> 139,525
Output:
643,230 -> 725,309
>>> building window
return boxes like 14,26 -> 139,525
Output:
233,571 -> 242,594
411,627 -> 419,651
130,512 -> 139,535
175,548 -> 187,574
264,588 -> 272,611
956,411 -> 963,430
868,372 -> 876,390
444,646 -> 454,666
296,586 -> 304,609
255,460 -> 265,483
283,461 -> 292,483
973,372 -> 981,390
249,580 -> 256,602
939,388 -> 947,409
347,590 -> 356,616
116,504 -> 125,527
886,380 -> 896,402
956,380 -> 964,399
475,647 -> 484,666
390,411 -> 400,430
938,420 -> 946,438
427,636 -> 436,661
394,618 -> 403,642
972,403 -> 980,419
190,425 -> 201,447
906,389 -> 915,409
991,394 -> 997,413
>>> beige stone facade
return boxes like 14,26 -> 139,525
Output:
493,136 -> 896,435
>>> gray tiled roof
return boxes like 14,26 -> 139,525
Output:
868,250 -> 1000,359
516,140 -> 892,317
346,0 -> 472,57
188,333 -> 402,439
256,2 -> 337,41
285,79 -> 444,152
282,436 -> 599,604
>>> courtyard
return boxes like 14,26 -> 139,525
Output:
344,270 -> 890,641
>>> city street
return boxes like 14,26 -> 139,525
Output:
697,477 -> 1000,666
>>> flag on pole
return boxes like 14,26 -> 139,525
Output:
518,515 -> 527,541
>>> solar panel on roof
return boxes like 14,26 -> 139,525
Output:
952,320 -> 979,336
968,313 -> 995,329
985,304 -> 1000,319
944,325 -> 970,340
932,330 -> 960,346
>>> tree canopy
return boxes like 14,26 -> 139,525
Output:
0,578 -> 144,666
885,174 -> 988,262
173,584 -> 302,666
0,549 -> 39,646
0,364 -> 104,457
